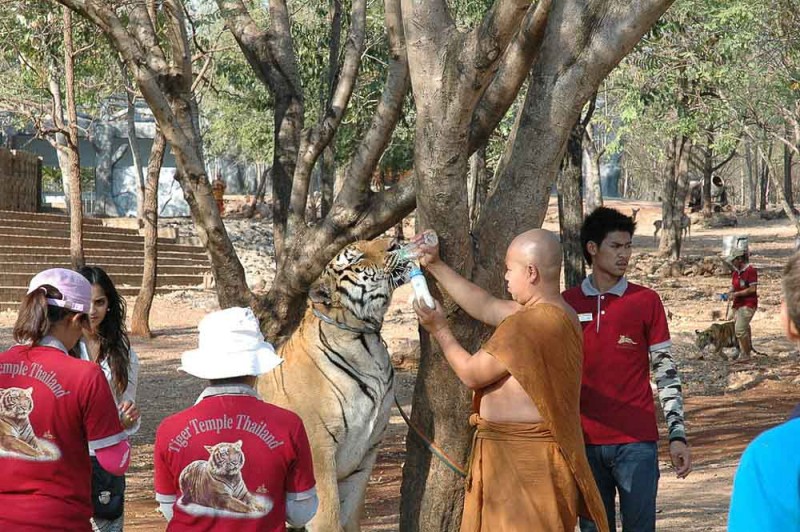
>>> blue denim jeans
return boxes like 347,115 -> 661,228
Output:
579,442 -> 660,532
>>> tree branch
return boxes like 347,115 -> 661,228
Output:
335,0 -> 409,209
711,141 -> 740,173
286,0 -> 367,235
467,0 -> 552,153
473,0 -> 536,72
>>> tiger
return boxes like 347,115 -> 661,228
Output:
695,322 -> 766,360
695,322 -> 737,360
258,238 -> 414,532
179,440 -> 271,516
0,386 -> 60,461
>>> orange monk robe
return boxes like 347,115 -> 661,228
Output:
460,303 -> 608,532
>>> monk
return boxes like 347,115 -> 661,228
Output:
412,229 -> 608,532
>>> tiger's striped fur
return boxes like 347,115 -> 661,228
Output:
179,440 -> 269,515
695,322 -> 737,360
258,238 -> 413,531
0,386 -> 59,460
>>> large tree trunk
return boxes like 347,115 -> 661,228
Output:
131,130 -> 166,338
319,147 -> 335,219
400,0 -> 674,530
583,130 -> 603,213
745,141 -> 757,211
759,145 -> 771,214
785,129 -> 795,210
63,8 -> 84,269
658,135 -> 691,260
702,132 -> 714,217
559,120 -> 585,290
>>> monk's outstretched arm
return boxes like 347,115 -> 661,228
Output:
426,260 -> 520,326
431,327 -> 509,389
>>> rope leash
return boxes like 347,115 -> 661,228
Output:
393,394 -> 467,478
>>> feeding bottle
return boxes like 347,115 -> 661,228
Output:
397,232 -> 438,309
409,267 -> 435,309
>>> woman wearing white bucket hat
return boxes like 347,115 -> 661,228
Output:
0,268 -> 130,531
154,307 -> 318,531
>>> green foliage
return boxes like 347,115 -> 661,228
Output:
600,0 -> 789,197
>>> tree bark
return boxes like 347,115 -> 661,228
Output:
467,146 -> 488,230
399,1 -> 675,529
785,127 -> 795,210
702,132 -> 713,217
63,7 -> 84,269
131,129 -> 166,338
583,128 -> 603,213
657,135 -> 691,260
759,143 -> 772,214
745,141 -> 757,211
559,120 -> 585,290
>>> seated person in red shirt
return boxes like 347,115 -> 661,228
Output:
727,251 -> 758,363
0,268 -> 130,532
154,307 -> 318,531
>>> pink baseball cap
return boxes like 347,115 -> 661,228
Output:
26,268 -> 92,313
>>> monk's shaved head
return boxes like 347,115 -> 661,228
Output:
508,229 -> 562,283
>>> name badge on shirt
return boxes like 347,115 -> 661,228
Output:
578,312 -> 593,323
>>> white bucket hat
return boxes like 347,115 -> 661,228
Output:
179,307 -> 283,379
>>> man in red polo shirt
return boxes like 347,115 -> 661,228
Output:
562,207 -> 691,532
154,307 -> 317,531
728,250 -> 758,363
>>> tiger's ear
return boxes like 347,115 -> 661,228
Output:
204,445 -> 213,453
694,330 -> 700,335
234,440 -> 242,448
25,387 -> 33,394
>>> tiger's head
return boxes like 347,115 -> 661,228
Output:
694,329 -> 713,351
204,440 -> 245,477
0,387 -> 34,421
309,238 -> 414,329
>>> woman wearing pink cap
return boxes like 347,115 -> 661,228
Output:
0,268 -> 131,531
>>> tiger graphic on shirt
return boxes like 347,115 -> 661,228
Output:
0,386 -> 60,461
178,440 -> 272,518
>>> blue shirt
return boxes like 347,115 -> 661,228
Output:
728,416 -> 800,531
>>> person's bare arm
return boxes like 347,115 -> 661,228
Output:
414,232 -> 520,326
431,327 -> 508,389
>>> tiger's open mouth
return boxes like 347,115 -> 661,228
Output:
385,250 -> 415,289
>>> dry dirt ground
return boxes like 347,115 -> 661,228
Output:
1,197 -> 798,531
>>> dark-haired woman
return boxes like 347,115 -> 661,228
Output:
0,268 -> 130,531
78,266 -> 140,532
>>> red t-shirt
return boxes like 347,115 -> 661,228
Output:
563,278 -> 671,445
732,264 -> 758,309
0,343 -> 127,531
154,386 -> 316,532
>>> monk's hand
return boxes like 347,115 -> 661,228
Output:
413,298 -> 447,334
412,230 -> 440,268
669,440 -> 692,479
